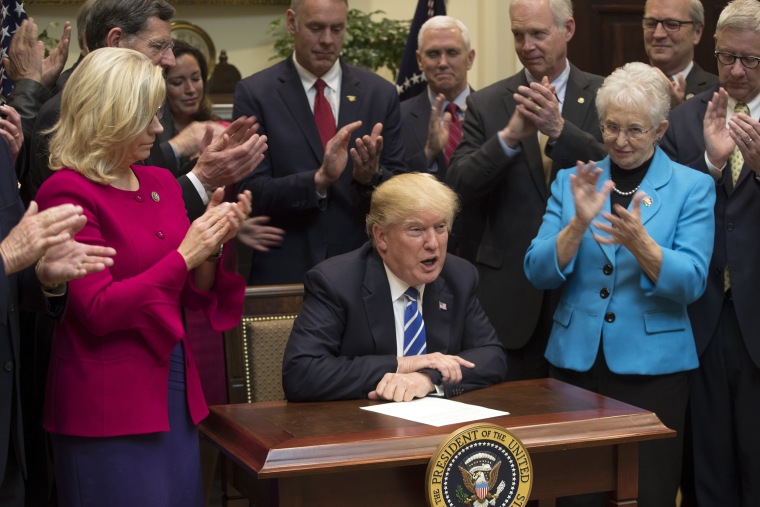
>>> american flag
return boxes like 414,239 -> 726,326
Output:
395,0 -> 446,102
1,0 -> 27,97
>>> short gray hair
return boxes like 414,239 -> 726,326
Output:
595,62 -> 671,127
645,0 -> 705,26
290,0 -> 348,14
510,0 -> 574,30
716,0 -> 760,36
418,16 -> 471,52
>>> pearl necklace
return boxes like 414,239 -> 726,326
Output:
611,183 -> 640,196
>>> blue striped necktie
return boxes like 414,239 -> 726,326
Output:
403,287 -> 427,356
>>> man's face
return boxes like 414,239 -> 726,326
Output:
373,211 -> 449,288
122,16 -> 175,69
510,0 -> 574,82
416,27 -> 475,101
287,0 -> 347,77
715,28 -> 760,103
643,0 -> 702,76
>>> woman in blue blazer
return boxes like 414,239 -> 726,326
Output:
524,62 -> 715,507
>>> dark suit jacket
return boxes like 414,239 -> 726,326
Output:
684,62 -> 719,101
24,90 -> 205,220
446,64 -> 606,350
282,243 -> 507,401
400,89 -> 484,262
233,58 -> 408,285
0,140 -> 65,485
400,90 -> 448,177
660,85 -> 760,368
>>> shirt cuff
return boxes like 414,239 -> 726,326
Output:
498,134 -> 522,157
42,283 -> 67,298
186,171 -> 210,205
704,152 -> 725,181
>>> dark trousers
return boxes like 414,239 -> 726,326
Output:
504,291 -> 555,381
551,347 -> 690,507
689,298 -> 760,507
1,436 -> 24,507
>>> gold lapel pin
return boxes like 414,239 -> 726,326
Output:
151,191 -> 160,202
643,196 -> 653,207
577,97 -> 585,104
347,95 -> 357,102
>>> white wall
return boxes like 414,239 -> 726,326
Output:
25,0 -> 519,90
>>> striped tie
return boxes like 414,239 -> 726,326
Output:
403,287 -> 427,356
444,103 -> 462,165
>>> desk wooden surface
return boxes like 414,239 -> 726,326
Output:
201,378 -> 673,482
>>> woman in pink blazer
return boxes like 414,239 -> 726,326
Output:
35,48 -> 250,507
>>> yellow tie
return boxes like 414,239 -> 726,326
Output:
729,102 -> 750,186
724,101 -> 750,291
538,132 -> 552,187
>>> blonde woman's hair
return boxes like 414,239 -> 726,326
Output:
48,47 -> 166,183
366,173 -> 460,245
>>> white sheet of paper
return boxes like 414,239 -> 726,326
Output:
360,397 -> 509,427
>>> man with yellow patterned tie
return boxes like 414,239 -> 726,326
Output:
660,1 -> 760,504
446,0 -> 606,382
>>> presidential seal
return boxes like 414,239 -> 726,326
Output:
426,423 -> 532,507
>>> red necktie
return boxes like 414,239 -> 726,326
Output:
444,103 -> 462,165
314,79 -> 336,149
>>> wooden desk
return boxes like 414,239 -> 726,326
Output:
200,378 -> 674,507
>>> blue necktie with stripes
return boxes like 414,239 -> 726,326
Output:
403,287 -> 427,356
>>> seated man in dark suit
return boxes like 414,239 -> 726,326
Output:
282,173 -> 507,402
643,0 -> 718,107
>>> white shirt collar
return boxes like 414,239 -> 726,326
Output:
426,86 -> 471,115
726,90 -> 760,121
383,261 -> 426,303
669,60 -> 695,83
292,53 -> 342,94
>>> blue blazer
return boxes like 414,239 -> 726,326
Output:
524,147 -> 715,374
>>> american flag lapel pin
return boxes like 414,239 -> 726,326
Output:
439,301 -> 447,311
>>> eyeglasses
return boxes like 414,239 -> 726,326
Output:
600,122 -> 650,140
148,104 -> 164,128
642,18 -> 695,32
132,34 -> 174,58
714,51 -> 760,69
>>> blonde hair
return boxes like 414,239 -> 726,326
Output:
48,48 -> 166,183
366,173 -> 460,244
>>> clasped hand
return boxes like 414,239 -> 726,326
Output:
367,352 -> 475,402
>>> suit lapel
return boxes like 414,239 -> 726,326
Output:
338,63 -> 362,131
277,60 -> 324,160
636,148 -> 667,229
561,66 -> 598,147
423,276 -> 452,354
362,249 -> 397,355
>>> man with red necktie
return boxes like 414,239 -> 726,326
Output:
233,0 -> 408,285
400,15 -> 481,261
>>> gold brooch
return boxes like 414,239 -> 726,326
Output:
642,196 -> 653,207
151,191 -> 160,202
